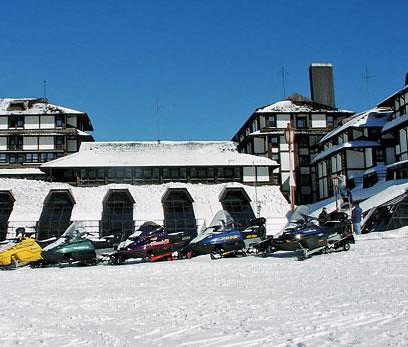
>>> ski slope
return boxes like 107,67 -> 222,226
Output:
1,231 -> 407,347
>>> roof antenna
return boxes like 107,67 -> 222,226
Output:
156,95 -> 166,144
363,65 -> 375,107
277,66 -> 288,99
43,80 -> 47,99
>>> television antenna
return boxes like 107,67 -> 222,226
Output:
277,66 -> 288,98
363,66 -> 375,106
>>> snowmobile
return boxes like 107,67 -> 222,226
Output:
188,210 -> 266,259
0,236 -> 42,270
0,228 -> 51,270
255,211 -> 354,260
108,221 -> 197,264
36,222 -> 120,267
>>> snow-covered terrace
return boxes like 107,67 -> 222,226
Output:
319,107 -> 391,144
0,98 -> 85,115
41,141 -> 279,168
311,140 -> 380,164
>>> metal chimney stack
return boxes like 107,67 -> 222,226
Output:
309,63 -> 335,107
405,72 -> 408,86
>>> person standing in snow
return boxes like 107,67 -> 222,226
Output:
351,202 -> 363,235
318,207 -> 329,226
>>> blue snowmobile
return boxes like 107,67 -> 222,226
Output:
188,210 -> 266,259
255,211 -> 355,260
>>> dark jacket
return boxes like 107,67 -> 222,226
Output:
318,210 -> 329,225
351,206 -> 363,223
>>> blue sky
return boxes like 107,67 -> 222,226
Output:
1,0 -> 407,141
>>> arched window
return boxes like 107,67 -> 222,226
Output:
0,191 -> 14,241
37,190 -> 75,240
101,190 -> 134,237
162,189 -> 196,234
220,189 -> 255,229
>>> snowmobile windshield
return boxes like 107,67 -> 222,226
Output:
0,239 -> 18,251
125,222 -> 162,241
62,222 -> 86,240
208,210 -> 235,231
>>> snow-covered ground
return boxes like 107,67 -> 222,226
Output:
1,231 -> 408,347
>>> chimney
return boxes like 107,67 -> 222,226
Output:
309,63 -> 335,107
405,72 -> 408,86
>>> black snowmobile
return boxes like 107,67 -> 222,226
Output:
107,221 -> 197,264
255,211 -> 354,260
188,210 -> 266,259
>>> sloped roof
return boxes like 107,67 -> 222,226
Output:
41,141 -> 279,168
0,98 -> 86,115
255,93 -> 353,114
311,140 -> 381,164
382,113 -> 408,133
320,107 -> 392,144
377,85 -> 408,108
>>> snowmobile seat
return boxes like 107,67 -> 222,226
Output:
249,217 -> 266,227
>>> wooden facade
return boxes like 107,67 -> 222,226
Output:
232,94 -> 353,204
313,108 -> 392,200
0,98 -> 94,169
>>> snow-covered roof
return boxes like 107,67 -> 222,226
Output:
0,168 -> 45,176
255,95 -> 353,114
363,163 -> 386,176
0,98 -> 86,115
386,158 -> 408,170
360,180 -> 408,212
377,85 -> 408,108
41,141 -> 279,168
311,140 -> 380,164
320,108 -> 391,144
76,129 -> 92,136
382,113 -> 408,133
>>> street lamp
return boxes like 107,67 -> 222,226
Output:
284,123 -> 296,211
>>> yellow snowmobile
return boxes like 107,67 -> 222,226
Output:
0,234 -> 43,270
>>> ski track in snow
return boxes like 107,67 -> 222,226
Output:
1,234 -> 407,347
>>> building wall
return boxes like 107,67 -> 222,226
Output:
0,113 -> 93,167
0,179 -> 291,238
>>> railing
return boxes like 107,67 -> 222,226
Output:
5,216 -> 288,240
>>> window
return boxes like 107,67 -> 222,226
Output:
297,136 -> 308,147
296,116 -> 307,129
268,136 -> 279,146
37,191 -> 75,240
376,148 -> 385,163
7,136 -> 23,150
0,154 -> 6,163
55,136 -> 65,150
26,153 -> 39,163
162,189 -> 196,234
298,155 -> 310,166
271,154 -> 279,161
0,192 -> 14,241
326,115 -> 334,127
301,175 -> 311,185
101,190 -> 134,237
268,115 -> 276,127
55,115 -> 64,128
221,189 -> 255,229
40,153 -> 55,163
8,116 -> 24,128
9,154 -> 24,163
